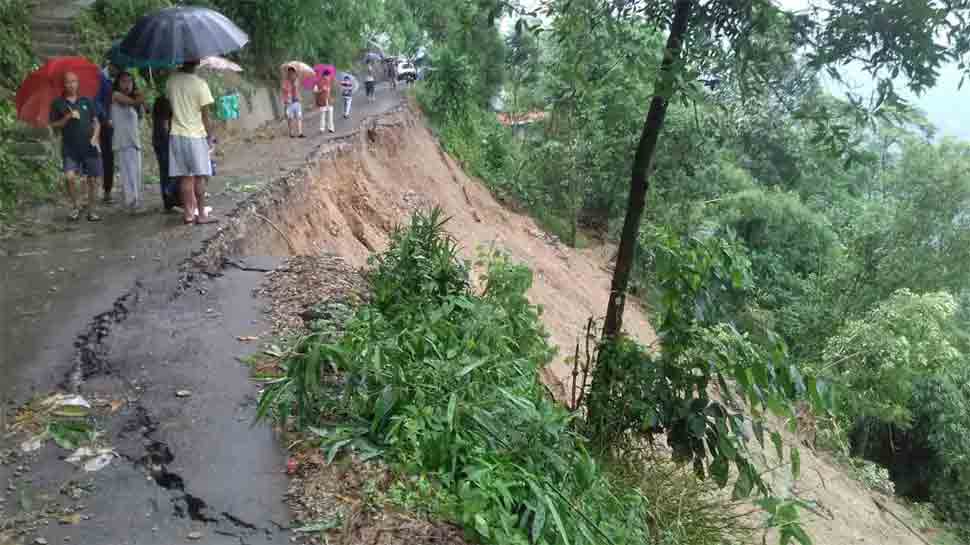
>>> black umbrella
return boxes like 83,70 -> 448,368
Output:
119,6 -> 248,65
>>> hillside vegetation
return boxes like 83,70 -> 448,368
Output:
272,0 -> 970,542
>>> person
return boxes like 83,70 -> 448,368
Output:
151,84 -> 180,211
340,74 -> 354,119
389,59 -> 398,90
364,62 -> 376,103
95,63 -> 120,204
282,66 -> 305,138
314,69 -> 334,133
166,60 -> 217,225
111,71 -> 146,214
50,72 -> 102,222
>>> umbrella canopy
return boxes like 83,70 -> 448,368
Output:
108,39 -> 177,69
15,57 -> 102,128
200,56 -> 243,72
303,63 -> 335,91
281,61 -> 315,78
337,72 -> 359,94
119,7 -> 249,65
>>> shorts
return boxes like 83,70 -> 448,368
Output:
365,81 -> 376,95
169,135 -> 213,177
63,153 -> 103,178
286,101 -> 303,120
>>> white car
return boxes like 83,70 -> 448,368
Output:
397,61 -> 417,82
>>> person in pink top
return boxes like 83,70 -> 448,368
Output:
282,66 -> 305,138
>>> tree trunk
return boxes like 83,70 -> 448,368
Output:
601,0 -> 692,339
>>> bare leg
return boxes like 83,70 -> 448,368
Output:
195,176 -> 217,224
180,176 -> 197,223
297,116 -> 304,137
85,176 -> 100,220
86,176 -> 97,210
64,171 -> 79,210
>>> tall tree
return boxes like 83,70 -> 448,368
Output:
598,0 -> 970,339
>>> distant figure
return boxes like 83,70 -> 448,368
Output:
282,66 -> 305,138
95,62 -> 120,204
166,60 -> 217,225
111,71 -> 146,214
389,60 -> 398,90
340,74 -> 354,119
50,72 -> 102,222
314,69 -> 334,133
365,62 -> 376,103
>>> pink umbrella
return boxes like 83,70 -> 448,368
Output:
303,63 -> 336,91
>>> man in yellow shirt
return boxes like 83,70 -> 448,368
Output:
166,60 -> 217,225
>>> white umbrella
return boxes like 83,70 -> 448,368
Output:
199,56 -> 243,72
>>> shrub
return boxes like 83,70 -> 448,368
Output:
257,208 -> 691,545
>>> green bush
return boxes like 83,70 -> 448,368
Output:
0,0 -> 57,216
0,0 -> 35,94
261,208 -> 746,545
0,102 -> 59,214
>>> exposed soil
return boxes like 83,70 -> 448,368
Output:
217,101 -> 935,545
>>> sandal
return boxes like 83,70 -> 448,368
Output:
68,208 -> 81,221
86,213 -> 102,222
195,216 -> 219,225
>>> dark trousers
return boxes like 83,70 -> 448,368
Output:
153,142 -> 179,210
100,125 -> 115,195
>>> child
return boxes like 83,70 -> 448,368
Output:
111,71 -> 146,214
314,69 -> 334,133
282,66 -> 305,138
340,74 -> 354,119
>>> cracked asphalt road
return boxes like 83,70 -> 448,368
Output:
0,88 -> 401,544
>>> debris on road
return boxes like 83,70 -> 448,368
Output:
20,435 -> 46,453
236,335 -> 260,342
59,514 -> 82,525
65,447 -> 115,472
175,390 -> 193,398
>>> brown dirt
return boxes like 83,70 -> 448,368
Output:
286,451 -> 468,545
203,104 -> 656,401
205,102 -> 934,545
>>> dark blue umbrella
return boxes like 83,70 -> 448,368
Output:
119,6 -> 248,65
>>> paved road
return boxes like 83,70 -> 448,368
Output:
0,88 -> 401,544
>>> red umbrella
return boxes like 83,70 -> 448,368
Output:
15,57 -> 102,128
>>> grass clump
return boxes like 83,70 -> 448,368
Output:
258,207 -> 749,545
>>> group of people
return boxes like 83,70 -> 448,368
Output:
280,60 -> 380,139
51,60 -> 218,225
53,56 -> 393,223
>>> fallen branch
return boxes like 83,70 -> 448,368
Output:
872,497 -> 932,545
254,213 -> 297,253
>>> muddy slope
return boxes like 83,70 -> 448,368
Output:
193,103 -> 928,545
193,104 -> 657,396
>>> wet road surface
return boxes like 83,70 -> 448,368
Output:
0,89 -> 401,543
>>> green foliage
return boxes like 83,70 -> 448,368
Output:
257,208 -> 757,545
821,290 -> 960,427
585,225 -> 826,540
204,0 -> 382,74
75,0 -> 175,62
0,0 -> 35,94
0,103 -> 59,215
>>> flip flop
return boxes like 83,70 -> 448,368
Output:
195,217 -> 219,225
